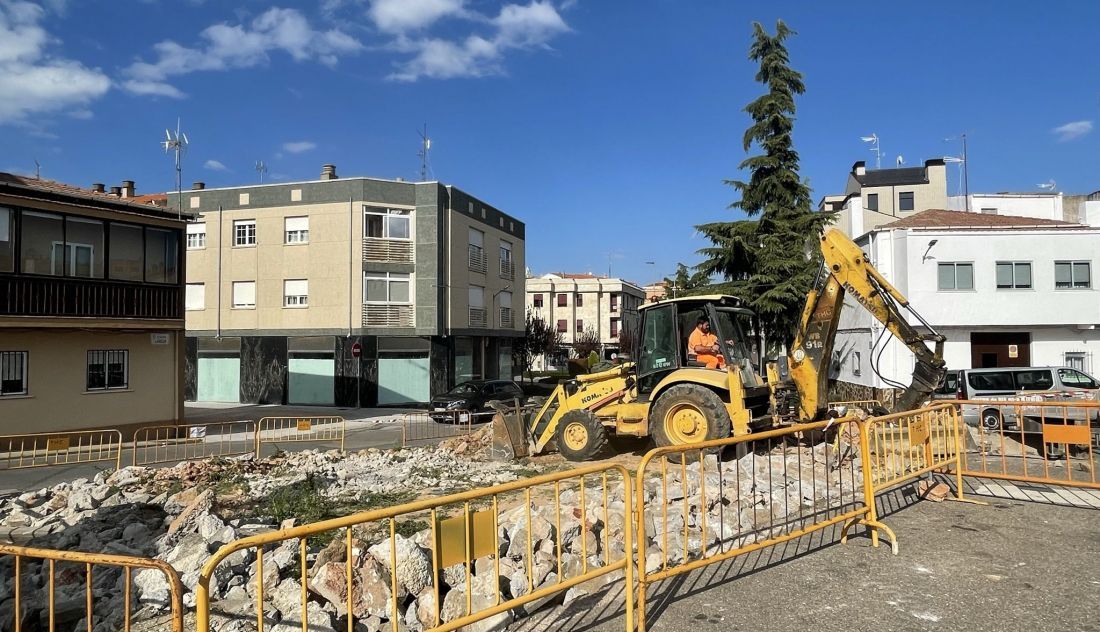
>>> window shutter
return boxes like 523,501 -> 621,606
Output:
186,283 -> 205,310
284,279 -> 308,296
187,223 -> 205,235
234,281 -> 255,306
285,216 -> 308,232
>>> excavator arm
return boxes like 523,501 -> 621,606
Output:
786,228 -> 946,420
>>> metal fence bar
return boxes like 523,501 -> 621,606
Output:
0,429 -> 123,472
633,417 -> 897,632
401,410 -> 476,447
196,463 -> 635,632
0,544 -> 184,632
132,420 -> 257,466
863,403 -> 964,499
828,399 -> 883,412
953,399 -> 1100,490
255,416 -> 346,453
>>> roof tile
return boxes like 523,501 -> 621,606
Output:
878,209 -> 1083,230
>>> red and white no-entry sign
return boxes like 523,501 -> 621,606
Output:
351,342 -> 362,358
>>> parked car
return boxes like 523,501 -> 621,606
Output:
940,366 -> 1100,433
429,380 -> 525,422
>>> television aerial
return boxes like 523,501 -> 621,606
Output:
255,160 -> 268,183
896,155 -> 905,167
162,118 -> 189,219
860,133 -> 882,169
1036,179 -> 1056,192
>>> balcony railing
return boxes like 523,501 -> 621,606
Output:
362,304 -> 414,328
0,275 -> 182,320
363,237 -> 414,264
468,245 -> 487,274
499,258 -> 515,279
499,307 -> 514,329
469,307 -> 487,328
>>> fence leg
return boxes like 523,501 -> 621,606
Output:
841,419 -> 899,555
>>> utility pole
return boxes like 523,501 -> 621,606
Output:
961,133 -> 970,212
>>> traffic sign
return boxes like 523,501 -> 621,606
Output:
351,342 -> 362,358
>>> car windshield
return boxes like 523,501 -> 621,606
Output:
447,383 -> 481,395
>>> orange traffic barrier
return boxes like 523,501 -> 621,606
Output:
255,416 -> 345,454
401,409 -> 476,447
0,429 -> 122,472
132,420 -> 256,466
863,403 -> 964,499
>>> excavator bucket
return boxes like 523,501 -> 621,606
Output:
487,398 -> 531,460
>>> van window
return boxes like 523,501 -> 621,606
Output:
967,371 -> 1014,391
1013,370 -> 1054,391
1058,369 -> 1099,389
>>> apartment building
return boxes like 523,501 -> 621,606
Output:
0,173 -> 187,433
526,274 -> 644,368
820,159 -> 948,237
177,165 -> 524,406
834,209 -> 1100,390
946,191 -> 1100,226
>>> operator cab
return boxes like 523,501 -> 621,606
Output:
631,295 -> 762,396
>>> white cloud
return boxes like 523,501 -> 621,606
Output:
369,0 -> 465,33
282,141 -> 316,153
122,7 -> 362,98
389,0 -> 569,81
1052,120 -> 1093,142
0,1 -> 111,124
204,159 -> 230,171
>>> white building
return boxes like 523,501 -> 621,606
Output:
947,191 -> 1100,226
835,209 -> 1100,390
525,273 -> 645,368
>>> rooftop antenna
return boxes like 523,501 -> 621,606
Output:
162,118 -> 189,219
33,159 -> 41,180
943,156 -> 966,197
255,160 -> 268,184
417,123 -> 431,181
896,155 -> 905,167
860,133 -> 881,169
1037,179 -> 1057,192
944,133 -> 970,210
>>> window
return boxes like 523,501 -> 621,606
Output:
533,294 -> 543,308
0,207 -> 12,273
610,318 -> 619,338
20,210 -> 63,276
898,191 -> 914,211
575,293 -> 584,307
363,272 -> 411,303
285,216 -> 309,244
185,283 -> 205,310
576,319 -> 584,332
1064,352 -> 1088,372
109,223 -> 144,281
557,293 -> 567,307
234,220 -> 256,246
1055,261 -> 1091,289
556,319 -> 567,333
468,285 -> 485,309
364,208 -> 411,239
284,279 -> 308,307
980,207 -> 998,215
866,193 -> 878,212
610,294 -> 619,312
144,228 -> 179,284
186,223 -> 206,249
937,262 -> 974,290
1058,368 -> 1099,389
852,351 -> 862,377
63,217 -> 104,278
967,371 -> 1015,391
500,240 -> 512,263
996,262 -> 1032,289
86,350 -> 127,391
1014,370 -> 1053,390
232,281 -> 256,308
0,351 -> 28,396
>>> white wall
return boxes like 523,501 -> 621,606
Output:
947,194 -> 1064,221
1085,201 -> 1100,227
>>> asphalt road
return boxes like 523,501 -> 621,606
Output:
513,481 -> 1100,632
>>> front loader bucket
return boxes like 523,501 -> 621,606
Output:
488,398 -> 530,460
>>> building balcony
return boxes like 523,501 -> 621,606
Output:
499,258 -> 515,280
0,275 -> 182,321
468,246 -> 487,274
363,237 -> 414,264
499,307 -> 514,329
469,307 -> 487,328
362,303 -> 414,328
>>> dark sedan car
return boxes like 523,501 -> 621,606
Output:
429,380 -> 525,422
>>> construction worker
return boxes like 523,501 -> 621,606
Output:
688,316 -> 725,369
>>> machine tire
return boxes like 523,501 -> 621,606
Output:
650,384 -> 732,462
555,410 -> 609,462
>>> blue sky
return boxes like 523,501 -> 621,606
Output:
2,0 -> 1097,284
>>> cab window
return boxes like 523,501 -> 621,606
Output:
638,304 -> 678,375
1058,369 -> 1099,389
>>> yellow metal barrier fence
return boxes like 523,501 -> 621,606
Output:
0,430 -> 122,472
634,417 -> 896,632
864,403 -> 964,499
401,409 -> 475,447
954,399 -> 1100,490
132,420 -> 257,466
255,416 -> 346,454
0,544 -> 184,632
196,463 -> 635,632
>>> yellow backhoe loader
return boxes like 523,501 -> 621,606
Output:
513,228 -> 946,461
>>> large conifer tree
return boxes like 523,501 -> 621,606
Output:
696,20 -> 830,350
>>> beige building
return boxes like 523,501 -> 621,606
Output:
0,173 -> 187,433
821,159 -> 948,237
178,165 -> 524,406
525,273 -> 644,368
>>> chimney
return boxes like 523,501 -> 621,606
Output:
109,186 -> 122,197
853,161 -> 867,176
91,183 -> 105,193
192,181 -> 206,190
120,180 -> 135,198
320,164 -> 337,180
